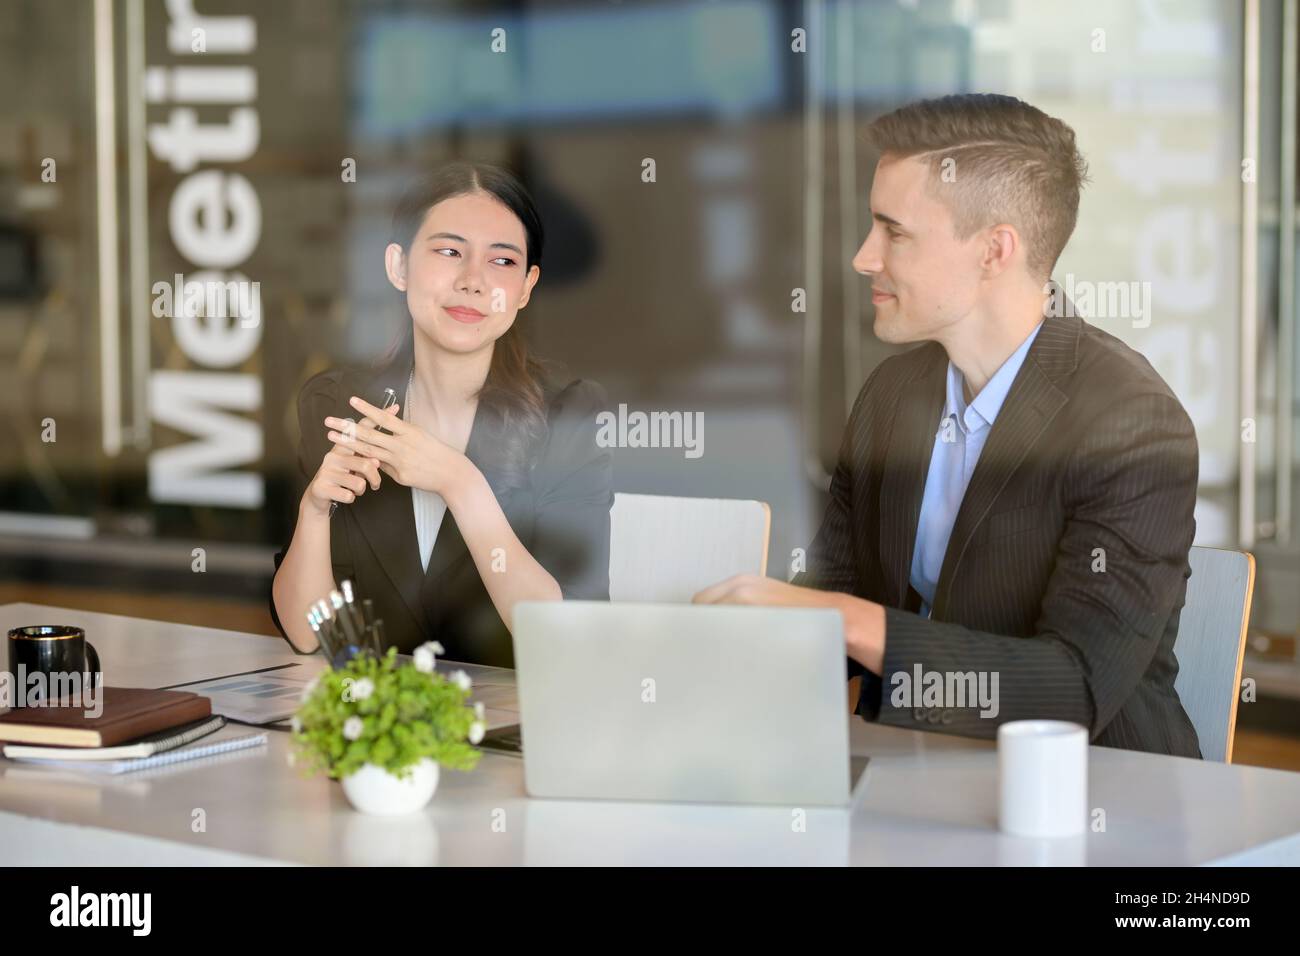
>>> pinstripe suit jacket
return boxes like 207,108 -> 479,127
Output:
796,310 -> 1202,757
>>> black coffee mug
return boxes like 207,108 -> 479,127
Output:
6,625 -> 101,707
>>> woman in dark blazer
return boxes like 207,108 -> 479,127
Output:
270,162 -> 612,667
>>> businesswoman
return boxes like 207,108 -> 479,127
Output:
270,162 -> 612,667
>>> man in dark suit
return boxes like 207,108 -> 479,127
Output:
695,93 -> 1201,758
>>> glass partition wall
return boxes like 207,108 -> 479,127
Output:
0,1 -> 1295,703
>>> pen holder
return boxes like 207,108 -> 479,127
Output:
328,643 -> 370,669
306,581 -> 387,669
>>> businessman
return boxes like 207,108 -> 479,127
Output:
695,93 -> 1202,757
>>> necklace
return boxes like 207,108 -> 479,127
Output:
404,367 -> 415,425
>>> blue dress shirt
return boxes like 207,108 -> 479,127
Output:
909,322 -> 1043,617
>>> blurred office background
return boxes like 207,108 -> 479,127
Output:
1,0 -> 1298,766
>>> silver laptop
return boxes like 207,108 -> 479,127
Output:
512,601 -> 863,807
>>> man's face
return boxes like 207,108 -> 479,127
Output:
852,154 -> 987,345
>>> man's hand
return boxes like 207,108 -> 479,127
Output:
693,573 -> 837,609
692,574 -> 887,673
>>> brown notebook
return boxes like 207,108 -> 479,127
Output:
0,687 -> 212,748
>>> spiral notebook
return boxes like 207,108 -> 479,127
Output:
4,729 -> 267,775
3,715 -> 227,762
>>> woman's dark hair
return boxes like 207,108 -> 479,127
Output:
383,161 -> 550,487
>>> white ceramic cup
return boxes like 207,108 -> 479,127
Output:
997,720 -> 1088,838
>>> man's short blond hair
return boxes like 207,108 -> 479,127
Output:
866,94 -> 1089,279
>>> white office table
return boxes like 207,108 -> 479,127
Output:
2,602 -> 1299,866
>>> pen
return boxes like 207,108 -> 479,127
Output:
340,580 -> 364,636
329,590 -> 363,660
314,599 -> 340,661
341,580 -> 375,656
306,606 -> 336,663
329,386 -> 399,517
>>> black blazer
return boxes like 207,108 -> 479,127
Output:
270,358 -> 613,667
795,309 -> 1202,758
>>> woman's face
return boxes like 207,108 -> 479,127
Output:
385,191 -> 540,356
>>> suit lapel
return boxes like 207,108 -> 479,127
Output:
877,348 -> 947,608
417,388 -> 521,601
348,359 -> 432,633
930,311 -> 1081,618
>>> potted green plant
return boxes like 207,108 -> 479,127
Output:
290,641 -> 484,815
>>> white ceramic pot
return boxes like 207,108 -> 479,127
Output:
341,758 -> 439,815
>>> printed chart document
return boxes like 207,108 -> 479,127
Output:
181,658 -> 517,728
184,666 -> 318,724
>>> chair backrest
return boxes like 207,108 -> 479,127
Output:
1173,546 -> 1255,762
609,493 -> 771,603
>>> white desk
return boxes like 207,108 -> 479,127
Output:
2,602 -> 1300,866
